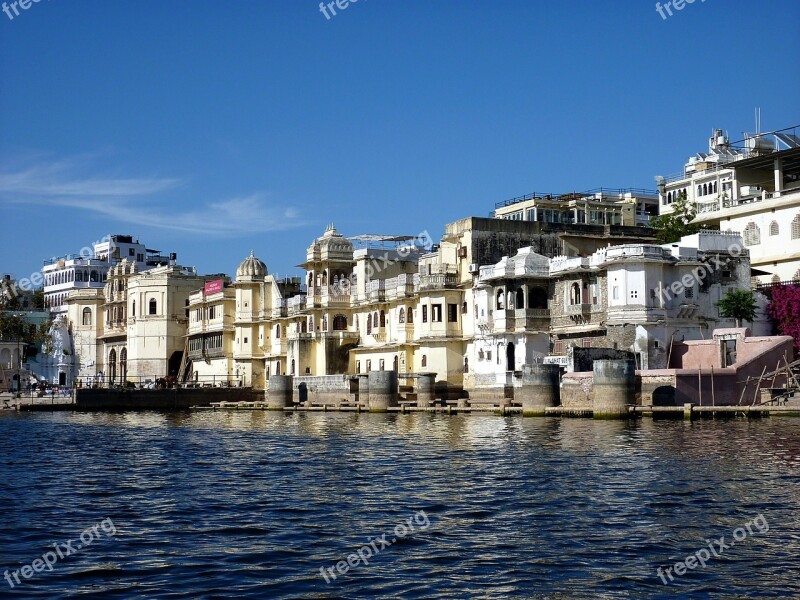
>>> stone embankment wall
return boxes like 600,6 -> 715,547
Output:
76,387 -> 260,410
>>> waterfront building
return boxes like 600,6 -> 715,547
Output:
43,234 -> 177,314
656,126 -> 800,285
64,261 -> 215,385
186,279 -> 236,385
232,251 -> 303,388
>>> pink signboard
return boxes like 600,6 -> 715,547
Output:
204,279 -> 224,295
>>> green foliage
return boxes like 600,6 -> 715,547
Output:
715,289 -> 758,328
650,191 -> 701,244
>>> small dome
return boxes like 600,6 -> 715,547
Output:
236,250 -> 267,279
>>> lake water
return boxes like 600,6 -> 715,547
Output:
1,411 -> 800,599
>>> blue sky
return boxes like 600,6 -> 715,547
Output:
1,0 -> 798,283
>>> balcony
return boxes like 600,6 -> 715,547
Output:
515,308 -> 551,330
565,303 -> 593,315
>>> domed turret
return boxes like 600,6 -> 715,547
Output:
236,250 -> 268,281
305,224 -> 353,262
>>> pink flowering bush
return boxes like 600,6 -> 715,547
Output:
767,285 -> 800,353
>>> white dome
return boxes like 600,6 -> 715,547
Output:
236,251 -> 267,279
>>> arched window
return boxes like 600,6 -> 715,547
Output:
109,349 -> 117,383
379,310 -> 385,327
507,291 -> 514,309
770,221 -> 779,236
464,357 -> 469,374
496,290 -> 504,310
393,355 -> 398,372
421,355 -> 427,368
301,320 -> 307,333
713,181 -> 718,194
291,359 -> 296,375
702,183 -> 708,196
132,300 -> 136,317
119,348 -> 127,381
570,282 -> 581,305
792,214 -> 800,239
149,298 -> 157,315
515,289 -> 524,309
407,307 -> 413,324
399,308 -> 405,323
75,271 -> 82,282
90,270 -> 98,282
373,311 -> 379,328
367,313 -> 372,334
743,222 -> 760,247
322,315 -> 328,331
275,324 -> 281,338
697,185 -> 702,197
82,307 -> 92,326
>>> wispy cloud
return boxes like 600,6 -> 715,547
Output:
0,156 -> 303,235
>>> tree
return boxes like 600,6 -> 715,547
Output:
716,289 -> 758,328
767,284 -> 800,352
650,191 -> 702,244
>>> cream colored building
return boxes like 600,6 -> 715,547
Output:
186,279 -> 235,384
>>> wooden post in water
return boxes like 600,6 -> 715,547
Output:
698,368 -> 702,406
752,365 -> 767,406
711,365 -> 715,407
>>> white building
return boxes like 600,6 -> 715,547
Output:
657,126 -> 800,285
43,234 -> 177,314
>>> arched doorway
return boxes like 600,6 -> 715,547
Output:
168,351 -> 183,377
120,348 -> 127,382
506,342 -> 515,372
109,349 -> 117,383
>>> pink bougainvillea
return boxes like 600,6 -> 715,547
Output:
767,285 -> 800,353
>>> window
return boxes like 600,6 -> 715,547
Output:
366,360 -> 372,372
770,221 -> 779,236
612,286 -> 619,301
82,307 -> 92,326
421,355 -> 427,368
209,306 -> 216,319
583,338 -> 592,348
630,290 -> 639,300
462,302 -> 468,314
275,325 -> 281,338
743,222 -> 760,246
422,305 -> 428,323
487,350 -> 492,361
379,311 -> 385,328
432,304 -> 442,322
367,314 -> 372,334
244,337 -> 248,344
132,300 -> 136,317
496,290 -> 504,310
793,214 -> 800,239
399,308 -> 405,323
448,304 -> 458,322
379,359 -> 385,371
148,299 -> 157,315
685,286 -> 694,298
407,307 -> 413,324
464,357 -> 469,374
569,282 -> 581,305
356,361 -> 361,374
333,314 -> 347,331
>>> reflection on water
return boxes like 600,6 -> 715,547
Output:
1,411 -> 800,598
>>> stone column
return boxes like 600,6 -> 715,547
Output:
357,373 -> 370,408
267,375 -> 294,410
416,373 -> 436,408
519,364 -> 560,416
592,359 -> 635,419
368,370 -> 398,412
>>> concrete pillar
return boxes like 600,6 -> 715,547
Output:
592,359 -> 635,419
416,373 -> 436,407
267,375 -> 293,410
774,156 -> 783,195
519,364 -> 560,416
368,370 -> 398,412
357,373 -> 370,408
